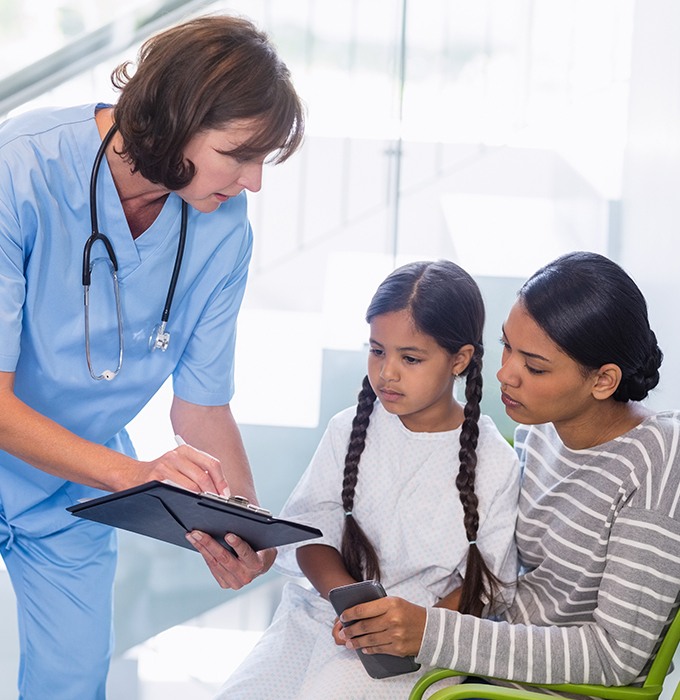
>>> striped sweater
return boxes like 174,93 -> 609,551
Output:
416,410 -> 680,686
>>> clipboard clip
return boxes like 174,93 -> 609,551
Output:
199,491 -> 272,517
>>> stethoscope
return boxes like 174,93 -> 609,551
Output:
82,124 -> 188,381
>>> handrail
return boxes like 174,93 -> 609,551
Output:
0,0 -> 214,117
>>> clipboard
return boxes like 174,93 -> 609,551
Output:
67,480 -> 322,553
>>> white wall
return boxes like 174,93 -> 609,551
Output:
621,0 -> 680,410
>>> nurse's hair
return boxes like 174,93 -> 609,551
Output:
518,251 -> 663,402
341,260 -> 501,617
112,14 -> 305,190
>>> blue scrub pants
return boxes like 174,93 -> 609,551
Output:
0,511 -> 117,700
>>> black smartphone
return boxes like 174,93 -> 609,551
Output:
328,580 -> 421,679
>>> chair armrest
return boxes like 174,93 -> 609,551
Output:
409,668 -> 663,700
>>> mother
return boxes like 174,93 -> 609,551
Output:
336,251 -> 680,688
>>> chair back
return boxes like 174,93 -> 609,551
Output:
644,605 -> 680,694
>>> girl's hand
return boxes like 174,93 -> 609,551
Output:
332,618 -> 345,646
335,596 -> 427,657
185,531 -> 276,589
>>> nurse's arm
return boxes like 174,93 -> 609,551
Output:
0,371 -> 230,495
170,395 -> 276,587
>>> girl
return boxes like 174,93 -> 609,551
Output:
216,260 -> 520,699
338,252 -> 680,693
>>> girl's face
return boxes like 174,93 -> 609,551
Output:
497,301 -> 599,429
368,309 -> 466,432
176,118 -> 266,213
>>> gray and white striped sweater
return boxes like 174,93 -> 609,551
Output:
417,411 -> 680,687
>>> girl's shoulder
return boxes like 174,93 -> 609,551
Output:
476,414 -> 520,472
477,413 -> 516,450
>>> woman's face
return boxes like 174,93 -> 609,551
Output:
497,301 -> 599,428
176,118 -> 266,213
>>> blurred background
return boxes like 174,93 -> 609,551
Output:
1,0 -> 679,697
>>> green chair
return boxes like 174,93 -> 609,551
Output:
409,607 -> 680,700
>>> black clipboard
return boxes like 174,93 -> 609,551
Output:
67,480 -> 322,553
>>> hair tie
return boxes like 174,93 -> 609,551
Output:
345,511 -> 353,517
468,540 -> 477,546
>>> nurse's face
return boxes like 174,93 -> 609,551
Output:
496,301 -> 598,429
176,118 -> 265,213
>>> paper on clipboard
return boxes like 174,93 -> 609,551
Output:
67,480 -> 322,553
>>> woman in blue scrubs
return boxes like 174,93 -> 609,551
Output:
0,14 -> 304,699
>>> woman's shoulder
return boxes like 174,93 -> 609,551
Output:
625,409 -> 680,464
639,408 -> 680,434
0,104 -> 96,146
516,411 -> 680,512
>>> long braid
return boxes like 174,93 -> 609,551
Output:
455,352 -> 501,616
340,375 -> 381,582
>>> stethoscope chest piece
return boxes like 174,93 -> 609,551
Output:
149,322 -> 170,352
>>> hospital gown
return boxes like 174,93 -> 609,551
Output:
216,402 -> 520,699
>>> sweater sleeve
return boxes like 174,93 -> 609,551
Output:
418,506 -> 680,684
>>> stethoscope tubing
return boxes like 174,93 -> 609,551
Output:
83,123 -> 188,380
83,123 -> 119,286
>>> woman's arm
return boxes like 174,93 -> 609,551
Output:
341,506 -> 680,684
169,396 -> 276,588
0,371 -> 226,494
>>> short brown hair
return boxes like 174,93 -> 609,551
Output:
112,14 -> 305,189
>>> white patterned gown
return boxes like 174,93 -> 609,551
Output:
216,402 -> 520,699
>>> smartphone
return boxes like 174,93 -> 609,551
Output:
328,580 -> 421,679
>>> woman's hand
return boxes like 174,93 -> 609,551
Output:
334,596 -> 427,657
137,442 -> 230,496
185,531 -> 276,589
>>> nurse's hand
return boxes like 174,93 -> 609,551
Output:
139,443 -> 230,496
335,596 -> 427,657
185,530 -> 276,589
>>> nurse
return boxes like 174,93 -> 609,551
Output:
0,14 -> 304,700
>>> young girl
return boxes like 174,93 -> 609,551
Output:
216,260 -> 520,699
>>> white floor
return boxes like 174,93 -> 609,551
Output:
109,576 -> 288,700
115,578 -> 680,700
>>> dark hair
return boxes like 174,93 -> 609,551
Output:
340,260 -> 501,616
112,14 -> 305,189
519,251 -> 663,402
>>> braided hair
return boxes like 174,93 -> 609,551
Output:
339,260 -> 501,615
518,251 -> 663,402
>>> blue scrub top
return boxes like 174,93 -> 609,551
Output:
0,104 -> 253,530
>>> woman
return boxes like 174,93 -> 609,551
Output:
0,14 -> 304,699
335,251 -> 680,690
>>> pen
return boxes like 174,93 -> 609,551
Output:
175,434 -> 217,486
